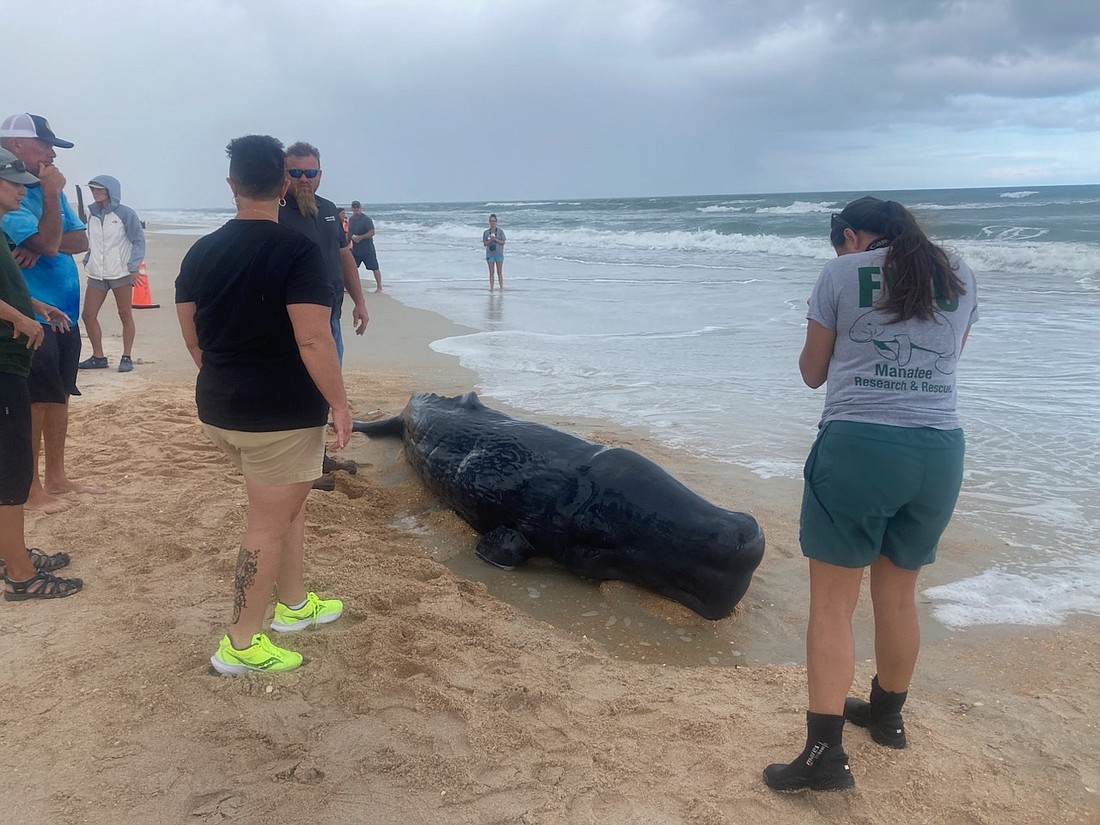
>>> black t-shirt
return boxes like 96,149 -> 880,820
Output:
175,220 -> 336,431
279,193 -> 347,319
0,243 -> 34,378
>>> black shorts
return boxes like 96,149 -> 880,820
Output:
0,373 -> 34,505
353,249 -> 379,270
27,325 -> 81,404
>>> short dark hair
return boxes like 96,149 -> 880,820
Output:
286,141 -> 320,163
226,135 -> 285,199
489,213 -> 497,220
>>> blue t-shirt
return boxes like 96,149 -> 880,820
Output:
1,186 -> 85,323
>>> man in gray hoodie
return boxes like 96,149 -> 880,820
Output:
80,174 -> 144,373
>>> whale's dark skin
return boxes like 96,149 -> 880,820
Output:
353,392 -> 765,620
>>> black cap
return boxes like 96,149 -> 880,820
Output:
351,200 -> 361,208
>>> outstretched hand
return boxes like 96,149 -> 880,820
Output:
32,300 -> 72,332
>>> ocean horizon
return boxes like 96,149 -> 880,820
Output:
143,184 -> 1100,632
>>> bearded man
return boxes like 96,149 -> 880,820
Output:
278,141 -> 367,487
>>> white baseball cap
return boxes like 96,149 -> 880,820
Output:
0,113 -> 74,148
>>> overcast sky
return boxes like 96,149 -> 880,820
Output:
7,0 -> 1099,208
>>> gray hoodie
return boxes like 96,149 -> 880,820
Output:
85,174 -> 146,277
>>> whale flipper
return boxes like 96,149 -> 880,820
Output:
352,416 -> 404,438
476,526 -> 535,569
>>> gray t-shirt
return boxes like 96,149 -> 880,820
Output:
807,247 -> 979,430
483,227 -> 506,258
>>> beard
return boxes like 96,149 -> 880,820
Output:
295,185 -> 319,218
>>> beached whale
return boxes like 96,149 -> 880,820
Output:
353,392 -> 765,619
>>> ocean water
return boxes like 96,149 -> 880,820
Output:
145,186 -> 1100,630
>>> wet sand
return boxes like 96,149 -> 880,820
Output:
1,229 -> 1095,824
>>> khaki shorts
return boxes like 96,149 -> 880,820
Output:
202,424 -> 325,486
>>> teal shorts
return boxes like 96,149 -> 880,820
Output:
799,420 -> 965,569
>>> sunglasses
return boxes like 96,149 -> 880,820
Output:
830,213 -> 852,230
287,168 -> 320,179
0,159 -> 29,174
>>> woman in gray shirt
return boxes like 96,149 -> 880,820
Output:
764,197 -> 978,792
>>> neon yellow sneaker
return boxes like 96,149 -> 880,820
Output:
210,633 -> 303,675
270,592 -> 344,633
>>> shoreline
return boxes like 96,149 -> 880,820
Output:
3,228 -> 1094,824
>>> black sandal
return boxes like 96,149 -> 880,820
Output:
0,548 -> 71,579
28,548 -> 71,572
4,571 -> 84,601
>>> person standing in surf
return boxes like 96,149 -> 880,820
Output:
483,213 -> 506,290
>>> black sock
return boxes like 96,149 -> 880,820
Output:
870,675 -> 908,717
798,711 -> 845,762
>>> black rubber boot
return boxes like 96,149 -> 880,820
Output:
844,675 -> 908,749
763,712 -> 855,792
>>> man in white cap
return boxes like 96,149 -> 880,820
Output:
0,113 -> 99,513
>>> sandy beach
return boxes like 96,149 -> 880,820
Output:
1,229 -> 1096,825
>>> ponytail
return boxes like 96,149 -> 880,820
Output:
837,197 -> 966,322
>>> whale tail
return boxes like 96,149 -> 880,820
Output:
352,415 -> 404,439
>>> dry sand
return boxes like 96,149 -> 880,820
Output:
1,230 -> 1096,825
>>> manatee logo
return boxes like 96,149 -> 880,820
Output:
849,310 -> 958,375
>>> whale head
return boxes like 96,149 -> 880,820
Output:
563,448 -> 765,619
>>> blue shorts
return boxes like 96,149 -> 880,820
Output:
486,256 -> 504,263
27,325 -> 81,404
799,420 -> 965,569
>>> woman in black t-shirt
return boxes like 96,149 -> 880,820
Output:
176,135 -> 351,676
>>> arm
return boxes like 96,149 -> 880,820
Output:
30,299 -> 71,332
175,302 -> 203,369
58,229 -> 88,255
799,319 -> 836,389
960,325 -> 971,355
0,299 -> 45,349
19,165 -> 66,256
339,247 -> 369,335
351,228 -> 376,243
286,302 -> 352,449
122,207 -> 146,273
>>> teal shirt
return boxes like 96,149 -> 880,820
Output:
0,243 -> 34,377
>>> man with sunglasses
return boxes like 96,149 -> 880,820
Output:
0,113 -> 99,514
279,141 -> 368,487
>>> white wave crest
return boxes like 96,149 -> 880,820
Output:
923,562 -> 1100,627
1000,190 -> 1039,199
754,200 -> 838,215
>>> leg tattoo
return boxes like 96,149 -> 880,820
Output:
232,547 -> 260,624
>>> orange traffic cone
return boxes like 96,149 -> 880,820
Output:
132,262 -> 160,309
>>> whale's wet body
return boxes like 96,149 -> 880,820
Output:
354,392 -> 765,620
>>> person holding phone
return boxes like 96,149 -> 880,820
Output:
482,213 -> 506,290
